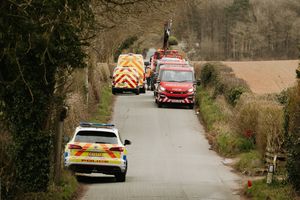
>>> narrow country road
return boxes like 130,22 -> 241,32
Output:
80,92 -> 241,200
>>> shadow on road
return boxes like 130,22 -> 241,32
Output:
159,103 -> 193,110
76,175 -> 116,184
113,92 -> 137,96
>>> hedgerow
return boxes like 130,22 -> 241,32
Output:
0,0 -> 94,197
200,63 -> 218,87
200,62 -> 249,106
284,82 -> 300,192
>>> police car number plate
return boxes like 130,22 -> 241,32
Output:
88,152 -> 103,157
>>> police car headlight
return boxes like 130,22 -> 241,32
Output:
188,88 -> 194,93
158,86 -> 166,92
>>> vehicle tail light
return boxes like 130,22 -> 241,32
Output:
68,144 -> 82,149
109,147 -> 124,152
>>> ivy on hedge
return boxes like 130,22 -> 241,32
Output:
226,86 -> 246,106
200,63 -> 249,106
114,36 -> 138,62
284,81 -> 300,192
200,63 -> 218,87
168,36 -> 179,46
0,0 -> 94,195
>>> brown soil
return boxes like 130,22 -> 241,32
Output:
223,60 -> 298,94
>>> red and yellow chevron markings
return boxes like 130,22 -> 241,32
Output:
114,67 -> 138,89
117,54 -> 145,86
70,143 -> 122,159
75,143 -> 92,156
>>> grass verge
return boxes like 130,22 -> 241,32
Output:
245,179 -> 297,200
216,132 -> 254,157
197,62 -> 298,199
196,85 -> 253,156
196,86 -> 225,131
235,151 -> 263,175
89,83 -> 114,123
20,170 -> 78,200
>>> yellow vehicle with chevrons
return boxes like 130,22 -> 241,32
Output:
112,66 -> 140,95
117,53 -> 146,93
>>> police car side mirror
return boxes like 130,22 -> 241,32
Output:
196,79 -> 201,86
124,139 -> 131,146
64,135 -> 70,143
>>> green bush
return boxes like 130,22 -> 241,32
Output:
19,170 -> 78,200
114,36 -> 138,62
212,76 -> 225,98
235,151 -> 262,174
225,86 -> 246,106
237,136 -> 255,152
234,101 -> 258,143
168,36 -> 179,45
200,63 -> 218,87
200,63 -> 249,104
216,132 -> 254,156
276,89 -> 289,105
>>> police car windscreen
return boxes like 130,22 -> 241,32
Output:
75,131 -> 118,144
160,70 -> 194,82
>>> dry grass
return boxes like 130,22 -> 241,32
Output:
234,93 -> 285,156
233,100 -> 259,139
197,62 -> 286,158
257,103 -> 284,154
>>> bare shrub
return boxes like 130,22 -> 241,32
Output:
69,68 -> 87,96
65,93 -> 89,136
97,63 -> 111,82
257,103 -> 284,154
233,101 -> 259,141
64,63 -> 112,136
234,94 -> 285,156
108,63 -> 116,76
193,62 -> 202,79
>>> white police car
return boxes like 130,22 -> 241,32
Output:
64,122 -> 131,182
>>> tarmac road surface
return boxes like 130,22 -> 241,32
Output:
80,91 -> 241,200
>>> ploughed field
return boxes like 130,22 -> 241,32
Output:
223,60 -> 298,94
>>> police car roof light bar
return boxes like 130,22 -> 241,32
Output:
80,122 -> 115,128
